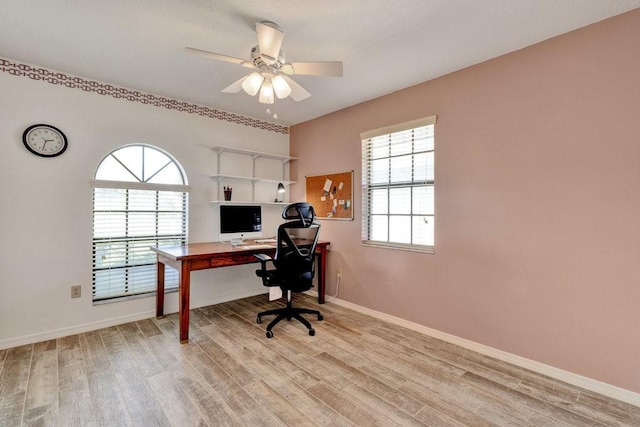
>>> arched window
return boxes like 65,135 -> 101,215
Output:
91,145 -> 189,301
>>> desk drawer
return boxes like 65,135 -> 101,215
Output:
190,259 -> 213,270
185,248 -> 276,271
211,253 -> 262,268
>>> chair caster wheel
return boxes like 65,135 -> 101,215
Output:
256,316 -> 262,324
318,314 -> 324,321
266,330 -> 273,339
309,328 -> 315,336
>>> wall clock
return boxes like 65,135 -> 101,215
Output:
22,124 -> 68,157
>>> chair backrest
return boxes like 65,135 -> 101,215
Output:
273,203 -> 320,290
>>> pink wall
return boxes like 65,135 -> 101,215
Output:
290,9 -> 640,393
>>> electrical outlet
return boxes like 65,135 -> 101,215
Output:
337,268 -> 342,279
71,285 -> 81,298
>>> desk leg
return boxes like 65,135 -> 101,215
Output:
179,261 -> 191,343
318,246 -> 326,304
156,259 -> 165,318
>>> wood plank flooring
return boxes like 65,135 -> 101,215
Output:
1,294 -> 638,426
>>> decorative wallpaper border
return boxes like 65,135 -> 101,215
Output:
0,58 -> 289,135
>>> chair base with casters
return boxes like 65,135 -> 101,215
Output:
256,290 -> 323,338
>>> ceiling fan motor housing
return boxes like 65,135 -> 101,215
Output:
251,45 -> 285,70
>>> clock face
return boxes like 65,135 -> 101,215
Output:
23,124 -> 68,157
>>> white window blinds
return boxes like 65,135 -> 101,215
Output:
361,116 -> 436,251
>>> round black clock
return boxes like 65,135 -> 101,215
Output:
22,124 -> 68,157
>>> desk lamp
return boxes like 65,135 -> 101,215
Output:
274,182 -> 285,203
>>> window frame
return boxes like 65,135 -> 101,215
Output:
90,144 -> 190,302
361,116 -> 436,253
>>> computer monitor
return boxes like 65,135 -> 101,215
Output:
219,205 -> 262,241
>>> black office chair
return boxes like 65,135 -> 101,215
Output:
254,202 -> 323,338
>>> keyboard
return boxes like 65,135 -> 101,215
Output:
254,238 -> 277,244
236,244 -> 275,250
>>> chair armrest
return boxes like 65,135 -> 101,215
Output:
253,253 -> 273,265
254,253 -> 276,286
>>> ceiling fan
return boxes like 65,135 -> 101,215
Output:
185,21 -> 343,105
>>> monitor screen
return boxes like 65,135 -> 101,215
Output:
220,205 -> 262,234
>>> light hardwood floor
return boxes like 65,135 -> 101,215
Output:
1,294 -> 638,426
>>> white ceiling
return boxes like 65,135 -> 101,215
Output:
1,0 -> 639,126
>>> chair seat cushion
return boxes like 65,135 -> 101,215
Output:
257,268 -> 314,292
281,278 -> 313,293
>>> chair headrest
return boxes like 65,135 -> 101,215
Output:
282,203 -> 316,226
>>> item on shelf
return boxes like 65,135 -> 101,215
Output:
274,182 -> 285,202
224,186 -> 232,201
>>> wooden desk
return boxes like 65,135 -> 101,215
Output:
151,240 -> 330,343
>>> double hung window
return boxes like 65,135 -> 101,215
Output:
91,145 -> 189,301
361,116 -> 436,252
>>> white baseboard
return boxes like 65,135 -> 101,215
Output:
0,310 -> 157,350
0,289 -> 266,351
314,293 -> 640,407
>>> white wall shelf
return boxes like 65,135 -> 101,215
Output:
211,145 -> 297,164
209,200 -> 290,205
209,174 -> 296,185
210,145 -> 296,204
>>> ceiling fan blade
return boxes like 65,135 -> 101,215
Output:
185,47 -> 254,68
256,21 -> 284,63
221,75 -> 248,93
282,75 -> 311,102
281,61 -> 343,77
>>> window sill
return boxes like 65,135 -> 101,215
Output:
92,287 -> 178,305
361,241 -> 435,254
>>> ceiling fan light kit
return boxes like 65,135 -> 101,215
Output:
242,72 -> 264,96
259,79 -> 274,104
186,20 -> 343,108
272,75 -> 291,99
